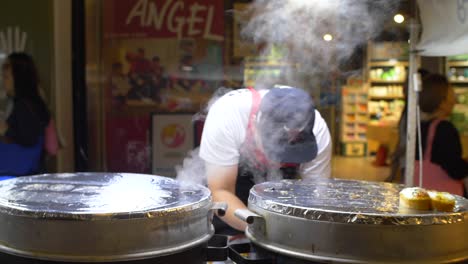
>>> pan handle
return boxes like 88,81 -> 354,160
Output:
235,209 -> 266,235
211,202 -> 228,217
234,209 -> 262,224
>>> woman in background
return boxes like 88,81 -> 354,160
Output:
0,52 -> 50,176
415,74 -> 467,196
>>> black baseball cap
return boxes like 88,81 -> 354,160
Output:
257,86 -> 318,164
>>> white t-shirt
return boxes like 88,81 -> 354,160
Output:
199,88 -> 332,178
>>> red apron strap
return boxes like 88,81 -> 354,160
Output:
423,119 -> 442,161
246,87 -> 261,140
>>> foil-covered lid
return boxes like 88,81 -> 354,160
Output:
249,178 -> 468,225
0,173 -> 211,220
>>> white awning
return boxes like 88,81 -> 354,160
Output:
417,0 -> 468,56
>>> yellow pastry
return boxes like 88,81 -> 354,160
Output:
399,187 -> 432,211
428,191 -> 456,212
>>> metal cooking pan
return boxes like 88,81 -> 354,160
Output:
0,173 -> 226,262
236,178 -> 468,264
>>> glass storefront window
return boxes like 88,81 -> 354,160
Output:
85,0 -> 342,175
86,0 -> 227,174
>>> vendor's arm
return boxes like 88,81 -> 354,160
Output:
206,163 -> 247,231
199,90 -> 248,230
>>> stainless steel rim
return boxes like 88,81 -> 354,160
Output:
245,227 -> 467,264
0,226 -> 214,262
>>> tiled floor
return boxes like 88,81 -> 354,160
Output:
331,156 -> 390,182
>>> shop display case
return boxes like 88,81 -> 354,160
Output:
367,42 -> 408,127
243,57 -> 297,87
447,55 -> 468,135
446,55 -> 468,157
366,42 -> 408,154
243,45 -> 293,87
340,84 -> 368,157
451,88 -> 468,134
447,54 -> 468,83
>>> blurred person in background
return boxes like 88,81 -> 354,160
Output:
414,73 -> 467,196
0,52 -> 50,176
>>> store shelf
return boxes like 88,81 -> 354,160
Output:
447,61 -> 468,67
449,80 -> 468,84
367,42 -> 408,155
341,86 -> 369,146
369,61 -> 408,67
370,80 -> 405,84
447,58 -> 468,140
368,121 -> 399,127
369,96 -> 404,100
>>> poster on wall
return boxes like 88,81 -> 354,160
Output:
105,116 -> 150,173
103,0 -> 225,112
151,113 -> 194,177
102,0 -> 223,173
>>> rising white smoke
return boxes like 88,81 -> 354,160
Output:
175,148 -> 206,185
240,0 -> 400,85
176,87 -> 233,185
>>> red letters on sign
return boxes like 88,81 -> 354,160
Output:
104,0 -> 224,41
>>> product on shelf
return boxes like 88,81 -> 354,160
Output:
369,66 -> 406,82
369,85 -> 404,98
448,67 -> 468,81
450,88 -> 468,134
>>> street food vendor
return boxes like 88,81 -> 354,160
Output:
200,86 -> 332,234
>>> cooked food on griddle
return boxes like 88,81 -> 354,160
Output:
399,187 -> 432,211
428,191 -> 456,212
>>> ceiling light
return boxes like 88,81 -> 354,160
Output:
394,14 -> 405,24
323,34 -> 333,42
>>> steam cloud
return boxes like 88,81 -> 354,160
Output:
175,149 -> 206,185
176,0 -> 400,185
241,0 -> 400,85
175,88 -> 232,185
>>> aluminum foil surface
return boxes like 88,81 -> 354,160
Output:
0,173 -> 211,220
249,178 -> 468,225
